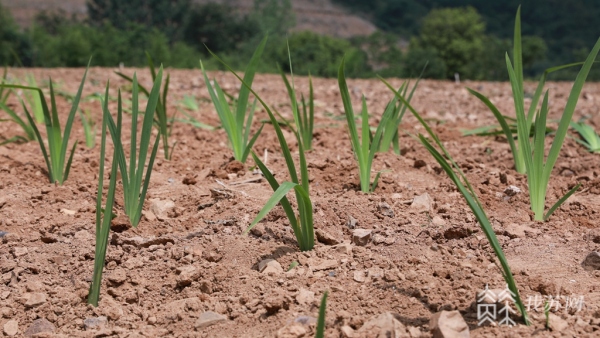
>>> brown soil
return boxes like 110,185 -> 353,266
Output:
1,67 -> 600,337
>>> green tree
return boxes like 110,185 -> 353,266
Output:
0,3 -> 28,66
182,3 -> 258,54
414,6 -> 486,79
86,0 -> 190,41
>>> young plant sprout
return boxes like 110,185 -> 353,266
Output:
315,291 -> 328,338
469,7 -> 600,221
207,44 -> 315,252
176,95 -> 215,130
0,65 -> 89,184
381,78 -> 530,325
338,58 -> 393,192
116,52 -> 176,159
570,121 -> 600,152
200,36 -> 267,163
0,100 -> 36,145
88,87 -> 119,307
279,44 -> 315,150
105,69 -> 163,228
79,109 -> 96,148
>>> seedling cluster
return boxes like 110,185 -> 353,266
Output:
0,6 -> 598,330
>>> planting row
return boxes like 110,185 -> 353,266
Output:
1,8 -> 599,328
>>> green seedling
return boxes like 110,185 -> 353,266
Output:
544,300 -> 550,329
105,70 -> 163,228
470,7 -> 599,221
338,58 -> 393,192
22,74 -> 45,123
381,77 -> 530,325
279,44 -> 315,150
116,52 -> 176,160
315,291 -> 328,338
468,7 -> 592,174
570,121 -> 600,152
0,65 -> 89,184
0,100 -> 36,145
200,36 -> 267,163
176,95 -> 215,130
378,68 -> 423,154
287,261 -> 299,271
79,109 -> 96,148
0,67 -> 10,104
207,45 -> 315,252
462,116 -> 554,137
88,87 -> 119,307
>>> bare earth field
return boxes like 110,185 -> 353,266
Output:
1,68 -> 600,337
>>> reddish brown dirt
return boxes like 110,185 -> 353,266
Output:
1,68 -> 600,337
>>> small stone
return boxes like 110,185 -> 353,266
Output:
309,259 -> 337,271
333,243 -> 352,255
150,198 -> 175,220
429,310 -> 469,338
503,223 -> 540,239
504,185 -> 521,196
341,325 -> 355,338
357,312 -> 408,337
432,216 -> 446,226
194,311 -> 227,329
100,297 -> 123,321
548,313 -> 568,332
107,268 -> 127,285
11,247 -> 28,258
3,320 -> 18,336
176,265 -> 200,286
411,193 -> 433,212
258,259 -> 283,275
24,318 -> 55,337
142,210 -> 157,222
352,229 -> 372,246
315,229 -> 340,245
60,208 -> 77,215
377,202 -> 394,217
83,316 -> 108,330
347,215 -> 358,229
296,288 -> 315,305
582,252 -> 600,271
110,215 -> 130,233
414,159 -> 427,169
276,323 -> 307,338
0,231 -> 7,238
264,293 -> 289,315
24,293 -> 47,308
353,271 -> 366,283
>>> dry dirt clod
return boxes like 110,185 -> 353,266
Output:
83,316 -> 108,330
547,313 -> 569,332
24,292 -> 47,308
357,312 -> 410,337
340,325 -> 355,338
276,323 -> 307,338
429,310 -> 469,338
176,265 -> 200,286
195,311 -> 228,329
11,247 -> 28,258
352,229 -> 372,246
295,288 -> 315,305
581,252 -> 600,271
150,198 -> 175,220
411,193 -> 433,212
504,185 -> 521,196
24,318 -> 55,337
315,228 -> 340,245
259,259 -> 283,275
3,320 -> 18,336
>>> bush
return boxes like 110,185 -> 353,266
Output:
276,31 -> 370,78
0,3 -> 29,66
415,6 -> 486,79
403,45 -> 446,79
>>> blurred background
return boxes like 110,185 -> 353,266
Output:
0,0 -> 598,80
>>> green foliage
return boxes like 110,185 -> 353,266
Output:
201,37 -> 267,163
88,87 -> 119,307
116,53 -> 175,159
381,77 -> 530,325
277,31 -> 369,78
570,121 -> 600,153
402,46 -> 446,79
0,66 -> 89,184
279,65 -> 314,150
105,70 -> 163,228
315,292 -> 328,338
79,109 -> 96,148
182,3 -> 258,55
338,59 -> 391,193
414,7 -> 486,79
87,0 -> 190,41
0,3 -> 28,66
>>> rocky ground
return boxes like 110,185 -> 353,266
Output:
1,68 -> 600,337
